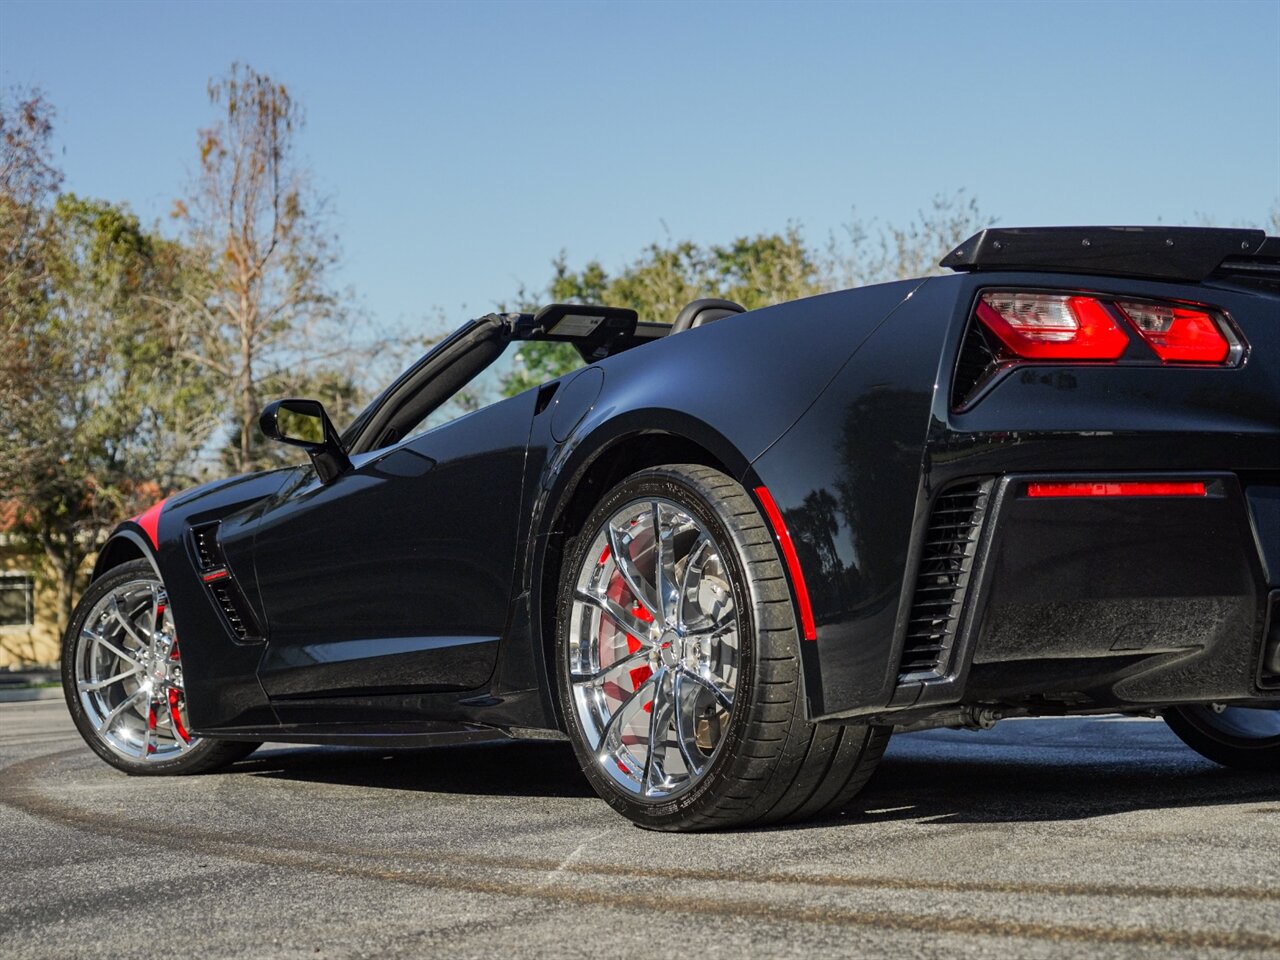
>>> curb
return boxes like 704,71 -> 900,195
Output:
0,688 -> 64,703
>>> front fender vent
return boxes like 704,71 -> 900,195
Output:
899,480 -> 993,680
190,523 -> 223,569
188,521 -> 262,642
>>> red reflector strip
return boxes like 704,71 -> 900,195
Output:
1026,481 -> 1207,498
201,568 -> 230,583
754,486 -> 817,641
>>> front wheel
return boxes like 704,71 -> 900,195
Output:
555,464 -> 890,831
62,559 -> 259,775
1164,704 -> 1280,770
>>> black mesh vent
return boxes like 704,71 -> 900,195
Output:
899,480 -> 992,679
190,523 -> 223,570
951,321 -> 999,411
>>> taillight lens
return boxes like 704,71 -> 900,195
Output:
977,292 -> 1130,360
1114,301 -> 1235,364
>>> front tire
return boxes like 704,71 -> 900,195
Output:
1164,704 -> 1280,770
62,559 -> 259,776
555,464 -> 889,831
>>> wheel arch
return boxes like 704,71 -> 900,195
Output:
91,529 -> 161,581
530,417 -> 752,722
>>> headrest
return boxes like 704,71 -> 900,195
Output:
670,298 -> 746,334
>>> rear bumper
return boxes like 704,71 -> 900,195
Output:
879,473 -> 1279,722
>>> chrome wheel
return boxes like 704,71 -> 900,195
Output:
74,573 -> 197,762
568,498 -> 740,801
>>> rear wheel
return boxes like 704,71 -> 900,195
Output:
1164,704 -> 1280,770
62,559 -> 259,775
555,464 -> 890,831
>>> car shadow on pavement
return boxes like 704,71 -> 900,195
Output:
234,723 -> 1280,828
238,739 -> 599,799
841,752 -> 1280,830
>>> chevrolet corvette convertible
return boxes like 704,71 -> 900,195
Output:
62,226 -> 1280,831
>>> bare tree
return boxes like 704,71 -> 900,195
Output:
176,63 -> 348,474
826,189 -> 994,289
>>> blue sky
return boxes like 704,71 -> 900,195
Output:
3,0 -> 1277,334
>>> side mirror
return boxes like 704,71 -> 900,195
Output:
260,398 -> 352,484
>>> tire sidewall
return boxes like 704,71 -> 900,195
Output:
554,466 -> 781,828
1164,705 -> 1280,770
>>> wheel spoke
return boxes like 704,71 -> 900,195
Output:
671,670 -> 703,779
643,668 -> 675,795
675,534 -> 710,627
684,620 -> 736,642
96,687 -> 146,733
575,588 -> 653,643
652,502 -> 679,625
597,669 -> 658,761
86,631 -> 143,671
607,522 -> 657,619
681,664 -> 734,710
571,646 -> 649,684
110,598 -> 151,655
78,667 -> 140,693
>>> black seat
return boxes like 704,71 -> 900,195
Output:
670,298 -> 746,334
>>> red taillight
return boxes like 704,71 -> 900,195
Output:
1115,301 -> 1234,364
1026,481 -> 1207,498
977,293 -> 1130,361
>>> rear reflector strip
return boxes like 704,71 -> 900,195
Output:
754,486 -> 818,641
1026,481 -> 1207,498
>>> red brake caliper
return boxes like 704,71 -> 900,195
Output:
146,705 -> 157,753
168,688 -> 190,744
597,542 -> 657,758
161,603 -> 191,745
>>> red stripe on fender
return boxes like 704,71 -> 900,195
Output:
131,498 -> 167,548
1026,481 -> 1207,498
754,486 -> 817,641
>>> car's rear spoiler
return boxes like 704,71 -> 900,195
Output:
942,226 -> 1280,284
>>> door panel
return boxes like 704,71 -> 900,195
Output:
252,390 -> 537,700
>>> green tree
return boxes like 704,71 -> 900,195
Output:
502,227 -> 823,396
0,190 -> 218,633
499,195 -> 992,398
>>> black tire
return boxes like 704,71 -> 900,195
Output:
62,558 -> 260,776
1164,704 -> 1280,770
554,464 -> 890,831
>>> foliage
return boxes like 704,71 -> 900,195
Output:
0,181 -> 217,632
502,192 -> 991,397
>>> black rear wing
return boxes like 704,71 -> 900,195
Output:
941,226 -> 1280,285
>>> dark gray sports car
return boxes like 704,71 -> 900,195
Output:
64,226 -> 1280,830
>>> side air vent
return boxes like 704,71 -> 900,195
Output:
208,583 -> 248,639
207,579 -> 261,642
190,523 -> 223,570
951,321 -> 1000,410
189,521 -> 262,641
899,480 -> 993,680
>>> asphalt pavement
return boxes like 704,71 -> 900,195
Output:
1,698 -> 1277,959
